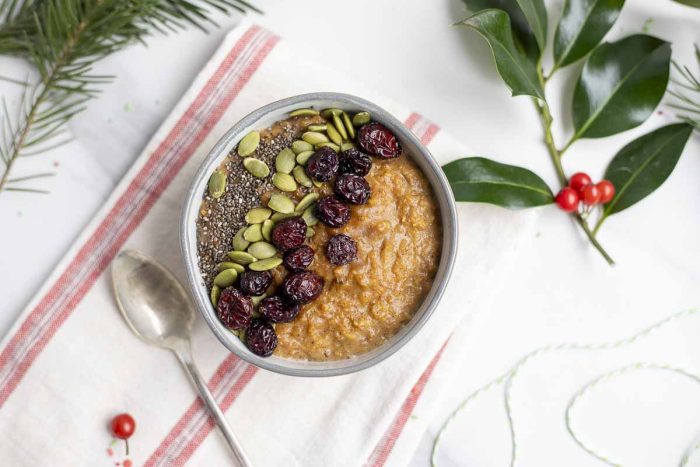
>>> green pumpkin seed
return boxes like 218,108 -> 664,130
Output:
340,142 -> 355,151
238,130 -> 260,157
245,207 -> 272,224
232,226 -> 250,251
248,257 -> 283,271
295,192 -> 319,212
208,170 -> 226,199
247,241 -> 277,259
275,148 -> 296,174
271,211 -> 299,221
213,268 -> 238,287
243,157 -> 269,178
243,223 -> 263,242
296,150 -> 314,165
289,108 -> 319,117
321,108 -> 343,119
292,140 -> 313,154
312,179 -> 324,188
315,142 -> 340,152
272,173 -> 298,192
217,262 -> 245,273
306,227 -> 315,237
302,205 -> 319,226
292,166 -> 313,187
352,111 -> 371,127
251,294 -> 267,307
342,112 -> 355,139
307,124 -> 327,132
326,122 -> 343,145
302,131 -> 329,145
210,285 -> 221,307
268,193 -> 295,213
332,113 -> 348,140
262,219 -> 273,241
228,251 -> 257,265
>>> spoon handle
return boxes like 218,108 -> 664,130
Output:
175,348 -> 253,467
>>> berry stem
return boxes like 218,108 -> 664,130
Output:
125,439 -> 129,456
533,67 -> 615,266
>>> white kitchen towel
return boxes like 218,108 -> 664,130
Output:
0,21 -> 535,466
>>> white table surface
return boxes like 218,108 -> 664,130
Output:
1,1 -> 700,465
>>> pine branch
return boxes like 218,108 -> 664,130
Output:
0,0 -> 260,196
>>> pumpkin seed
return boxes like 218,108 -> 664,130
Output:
302,131 -> 329,145
352,111 -> 371,127
238,130 -> 260,157
262,219 -> 273,241
340,142 -> 355,152
214,268 -> 238,287
321,108 -> 342,118
289,108 -> 319,117
312,179 -> 324,188
307,124 -> 327,132
228,251 -> 257,265
342,112 -> 355,139
326,122 -> 343,145
217,262 -> 245,274
247,241 -> 277,259
251,294 -> 267,307
248,257 -> 283,271
242,157 -> 269,178
271,211 -> 299,221
268,193 -> 295,213
245,207 -> 272,224
302,205 -> 319,226
332,113 -> 348,140
208,170 -> 226,198
232,227 -> 250,251
295,192 -> 319,212
292,166 -> 313,187
272,173 -> 297,192
275,148 -> 296,174
306,227 -> 315,237
243,223 -> 263,242
292,140 -> 313,154
296,150 -> 314,165
315,142 -> 339,152
210,285 -> 221,307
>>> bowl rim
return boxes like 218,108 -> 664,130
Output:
180,92 -> 458,377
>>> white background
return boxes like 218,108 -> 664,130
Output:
1,0 -> 699,465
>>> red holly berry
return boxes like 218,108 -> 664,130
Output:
596,180 -> 615,203
111,413 -> 135,455
581,184 -> 601,205
569,172 -> 592,195
555,187 -> 579,212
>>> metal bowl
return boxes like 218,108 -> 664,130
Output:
181,93 -> 458,377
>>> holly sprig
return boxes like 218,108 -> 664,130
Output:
444,0 -> 696,265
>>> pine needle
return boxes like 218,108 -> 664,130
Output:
668,45 -> 700,131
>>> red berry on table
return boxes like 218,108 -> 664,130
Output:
581,184 -> 601,205
555,187 -> 579,212
596,180 -> 615,203
569,172 -> 592,194
111,413 -> 136,455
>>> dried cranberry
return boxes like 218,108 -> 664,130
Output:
339,148 -> 372,176
259,295 -> 300,323
326,234 -> 358,265
306,147 -> 339,182
316,196 -> 350,228
271,217 -> 307,251
334,174 -> 371,205
217,287 -> 252,330
245,319 -> 278,357
357,122 -> 401,159
239,270 -> 272,296
282,271 -> 324,304
283,245 -> 315,271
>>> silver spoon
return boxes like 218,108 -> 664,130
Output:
111,249 -> 252,467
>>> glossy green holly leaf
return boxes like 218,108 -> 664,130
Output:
443,157 -> 553,209
462,0 -> 542,60
457,9 -> 544,99
514,0 -> 547,52
603,123 -> 693,215
553,0 -> 625,69
572,34 -> 671,139
672,0 -> 700,7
